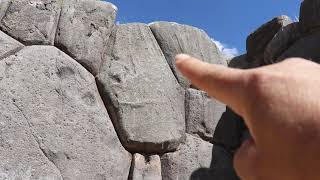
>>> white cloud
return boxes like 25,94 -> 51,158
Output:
211,38 -> 239,59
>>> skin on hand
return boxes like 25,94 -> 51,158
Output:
175,54 -> 320,180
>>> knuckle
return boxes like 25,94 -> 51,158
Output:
245,70 -> 270,96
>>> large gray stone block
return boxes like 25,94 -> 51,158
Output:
55,0 -> 117,75
0,46 -> 131,179
149,21 -> 226,88
185,89 -> 226,142
277,31 -> 320,62
0,92 -> 63,179
0,0 -> 61,45
300,0 -> 320,32
96,23 -> 185,153
246,15 -> 292,63
161,134 -> 239,180
129,154 -> 162,180
0,30 -> 23,60
264,22 -> 302,64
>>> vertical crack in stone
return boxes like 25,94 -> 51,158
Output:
149,26 -> 181,85
12,102 -> 64,180
94,76 -> 129,152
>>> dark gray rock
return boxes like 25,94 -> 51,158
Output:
96,23 -> 185,153
0,46 -> 131,179
228,54 -> 250,69
264,22 -> 302,64
299,0 -> 320,33
277,31 -> 320,62
228,54 -> 261,69
129,154 -> 162,180
161,134 -> 239,180
55,0 -> 117,75
246,15 -> 292,63
149,21 -> 226,88
213,107 -> 246,151
185,89 -> 226,142
0,30 -> 23,60
0,0 -> 61,45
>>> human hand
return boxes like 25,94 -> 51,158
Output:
175,54 -> 320,180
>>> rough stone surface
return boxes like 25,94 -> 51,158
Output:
0,0 -> 10,21
213,107 -> 246,151
161,134 -> 239,180
0,0 -> 61,45
299,0 -> 320,33
55,0 -> 117,75
246,15 -> 292,63
0,93 -> 63,179
96,23 -> 185,153
185,89 -> 226,142
228,54 -> 261,69
264,22 -> 302,64
129,154 -> 162,180
0,46 -> 131,179
0,30 -> 24,60
149,21 -> 226,88
278,31 -> 320,63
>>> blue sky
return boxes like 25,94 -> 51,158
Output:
106,0 -> 301,56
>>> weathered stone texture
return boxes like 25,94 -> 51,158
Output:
149,21 -> 226,88
0,30 -> 23,59
0,0 -> 61,45
161,134 -> 239,180
228,54 -> 261,69
0,93 -> 63,179
185,89 -> 226,142
299,0 -> 320,32
129,154 -> 162,180
0,46 -> 131,179
97,23 -> 185,153
246,15 -> 292,64
278,31 -> 320,63
264,22 -> 302,64
0,0 -> 10,21
55,0 -> 117,75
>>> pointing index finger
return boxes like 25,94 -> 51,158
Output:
175,54 -> 248,116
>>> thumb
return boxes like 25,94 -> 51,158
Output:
234,139 -> 259,180
175,54 -> 248,115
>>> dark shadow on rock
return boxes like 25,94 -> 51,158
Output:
190,145 -> 239,180
190,107 -> 250,180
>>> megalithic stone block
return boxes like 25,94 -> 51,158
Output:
55,0 -> 117,75
129,154 -> 162,180
0,0 -> 61,45
0,46 -> 131,179
264,22 -> 302,64
246,15 -> 292,63
161,134 -> 239,180
97,23 -> 185,153
149,21 -> 226,89
300,0 -> 320,32
277,31 -> 320,63
185,88 -> 226,142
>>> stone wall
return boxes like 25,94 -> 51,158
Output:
0,0 -> 318,179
